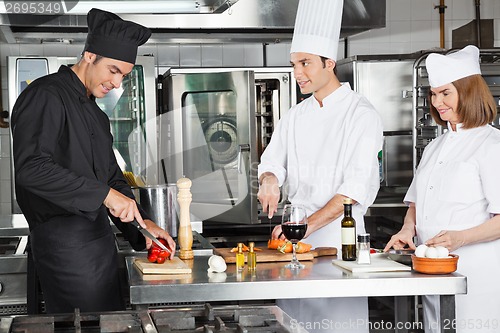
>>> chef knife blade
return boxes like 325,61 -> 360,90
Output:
131,219 -> 171,254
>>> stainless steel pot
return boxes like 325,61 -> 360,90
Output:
136,184 -> 178,238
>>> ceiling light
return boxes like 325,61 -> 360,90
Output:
69,1 -> 200,14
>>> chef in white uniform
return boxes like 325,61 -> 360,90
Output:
258,1 -> 383,332
384,45 -> 500,333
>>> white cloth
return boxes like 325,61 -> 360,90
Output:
290,0 -> 344,60
426,45 -> 481,88
259,84 -> 383,333
405,123 -> 500,333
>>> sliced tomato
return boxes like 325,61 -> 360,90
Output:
156,256 -> 166,264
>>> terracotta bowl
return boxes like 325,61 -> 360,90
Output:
411,254 -> 459,274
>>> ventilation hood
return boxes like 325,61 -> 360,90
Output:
0,0 -> 385,44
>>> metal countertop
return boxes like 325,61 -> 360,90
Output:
0,215 -> 29,236
126,254 -> 467,305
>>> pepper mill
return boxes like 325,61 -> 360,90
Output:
177,177 -> 193,260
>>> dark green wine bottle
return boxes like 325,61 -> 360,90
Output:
341,198 -> 356,261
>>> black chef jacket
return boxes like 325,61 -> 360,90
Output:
11,65 -> 149,313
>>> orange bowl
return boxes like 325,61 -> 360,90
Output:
411,254 -> 459,275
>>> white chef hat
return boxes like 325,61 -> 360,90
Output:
290,0 -> 344,61
426,45 -> 481,88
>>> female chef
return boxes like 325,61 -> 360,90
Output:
384,45 -> 500,333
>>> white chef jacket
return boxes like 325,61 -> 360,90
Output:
405,123 -> 500,333
258,83 -> 383,248
258,84 -> 383,333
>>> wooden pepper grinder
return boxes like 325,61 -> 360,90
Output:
177,177 -> 193,260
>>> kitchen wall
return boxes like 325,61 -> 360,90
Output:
1,0 -> 499,214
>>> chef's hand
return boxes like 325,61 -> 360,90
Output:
257,173 -> 280,218
426,230 -> 465,252
271,225 -> 287,240
143,219 -> 176,259
383,228 -> 416,252
104,188 -> 147,228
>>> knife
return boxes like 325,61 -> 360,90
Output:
131,219 -> 171,254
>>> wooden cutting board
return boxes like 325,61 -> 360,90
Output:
134,257 -> 192,275
332,255 -> 411,273
213,247 -> 337,263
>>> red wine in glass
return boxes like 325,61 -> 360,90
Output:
282,224 -> 307,243
281,204 -> 308,269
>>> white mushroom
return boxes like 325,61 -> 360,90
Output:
207,255 -> 227,273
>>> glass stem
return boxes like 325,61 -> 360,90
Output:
292,243 -> 298,262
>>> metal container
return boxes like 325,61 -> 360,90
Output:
137,184 -> 179,238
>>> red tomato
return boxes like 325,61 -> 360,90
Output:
148,238 -> 172,263
156,256 -> 166,264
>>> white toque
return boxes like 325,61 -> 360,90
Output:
290,0 -> 344,61
426,45 -> 482,88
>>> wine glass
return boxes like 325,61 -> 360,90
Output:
281,204 -> 308,269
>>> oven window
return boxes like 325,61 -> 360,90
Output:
182,90 -> 240,204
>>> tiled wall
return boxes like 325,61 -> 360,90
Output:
1,0 -> 499,214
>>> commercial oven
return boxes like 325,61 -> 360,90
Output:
160,68 -> 296,225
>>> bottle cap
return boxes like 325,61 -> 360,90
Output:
237,243 -> 243,252
343,198 -> 353,205
249,242 -> 255,251
357,233 -> 370,242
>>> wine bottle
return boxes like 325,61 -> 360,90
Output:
341,198 -> 356,261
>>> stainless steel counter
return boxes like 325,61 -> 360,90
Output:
127,254 -> 466,332
0,214 -> 29,236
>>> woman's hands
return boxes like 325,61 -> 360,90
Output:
384,204 -> 417,252
383,228 -> 416,252
426,230 -> 466,252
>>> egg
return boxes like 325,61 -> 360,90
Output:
415,244 -> 428,258
207,255 -> 227,273
435,246 -> 449,258
425,246 -> 439,258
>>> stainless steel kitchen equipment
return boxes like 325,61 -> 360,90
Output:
336,55 -> 416,192
0,0 -> 386,44
160,68 -> 296,226
136,184 -> 179,237
126,254 -> 466,331
0,303 -> 307,333
412,48 -> 500,168
0,215 -> 29,315
336,54 -> 417,249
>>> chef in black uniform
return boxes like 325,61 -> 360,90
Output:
11,8 -> 176,313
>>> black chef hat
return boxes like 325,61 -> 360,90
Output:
84,8 -> 151,64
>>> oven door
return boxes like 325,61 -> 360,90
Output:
161,70 -> 258,224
